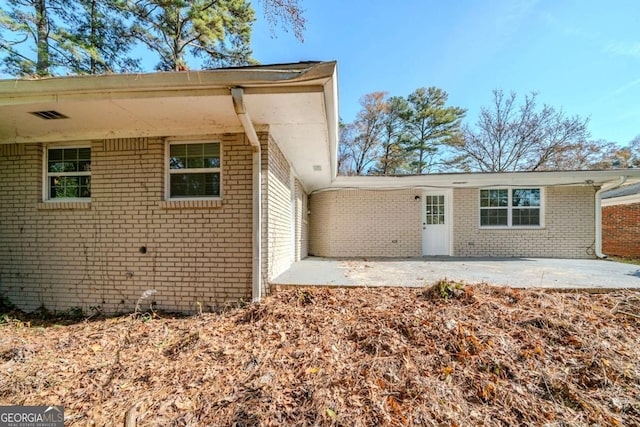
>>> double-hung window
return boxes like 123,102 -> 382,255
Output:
167,141 -> 221,199
46,147 -> 91,200
480,188 -> 542,227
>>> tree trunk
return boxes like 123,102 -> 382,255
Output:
418,145 -> 425,174
35,0 -> 49,76
90,0 -> 97,74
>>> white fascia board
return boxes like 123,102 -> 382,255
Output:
0,62 -> 337,106
602,193 -> 640,206
327,170 -> 640,190
323,67 -> 339,181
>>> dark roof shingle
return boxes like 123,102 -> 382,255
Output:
602,182 -> 640,199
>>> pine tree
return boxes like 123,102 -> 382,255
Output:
1,0 -> 306,76
373,96 -> 411,175
61,0 -> 140,74
404,87 -> 466,174
0,0 -> 138,76
0,0 -> 64,76
128,0 -> 256,71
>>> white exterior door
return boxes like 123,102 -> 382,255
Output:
422,190 -> 452,256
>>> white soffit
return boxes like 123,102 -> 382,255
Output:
244,91 -> 331,190
0,96 -> 241,142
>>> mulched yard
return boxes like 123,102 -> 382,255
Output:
1,283 -> 639,426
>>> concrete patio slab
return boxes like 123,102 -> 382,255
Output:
272,257 -> 640,290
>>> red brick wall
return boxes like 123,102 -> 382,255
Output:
603,202 -> 640,258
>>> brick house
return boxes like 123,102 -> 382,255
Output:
309,172 -> 639,259
1,61 -> 639,314
0,62 -> 338,313
602,182 -> 640,258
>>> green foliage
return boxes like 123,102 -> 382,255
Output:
60,0 -> 141,74
341,86 -> 634,174
32,304 -> 52,319
0,0 -> 305,76
0,293 -> 17,322
0,313 -> 24,327
0,0 -> 57,76
0,0 -> 138,76
404,87 -> 466,174
371,95 -> 412,175
65,306 -> 85,319
296,289 -> 314,305
339,88 -> 466,175
423,280 -> 466,301
128,0 -> 257,71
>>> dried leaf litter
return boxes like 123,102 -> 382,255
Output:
1,284 -> 639,426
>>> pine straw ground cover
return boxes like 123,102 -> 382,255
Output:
1,283 -> 639,426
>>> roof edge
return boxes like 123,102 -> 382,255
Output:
602,181 -> 640,199
0,61 -> 337,100
323,169 -> 640,191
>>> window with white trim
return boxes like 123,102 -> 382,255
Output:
480,188 -> 542,227
167,141 -> 221,198
46,147 -> 91,200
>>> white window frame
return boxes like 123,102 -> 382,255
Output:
165,139 -> 223,200
43,144 -> 92,202
479,187 -> 545,229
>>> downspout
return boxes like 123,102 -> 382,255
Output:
231,87 -> 262,302
595,176 -> 626,259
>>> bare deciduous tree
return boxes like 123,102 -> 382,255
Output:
594,135 -> 640,169
337,120 -> 356,175
456,90 -> 590,172
258,0 -> 306,41
346,91 -> 387,175
338,88 -> 466,176
619,134 -> 640,168
541,140 -> 616,170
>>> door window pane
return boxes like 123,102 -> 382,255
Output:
425,195 -> 445,225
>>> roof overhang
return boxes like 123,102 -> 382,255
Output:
601,182 -> 640,206
0,61 -> 339,191
602,193 -> 640,206
324,169 -> 640,191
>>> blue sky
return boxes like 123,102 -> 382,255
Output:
250,0 -> 640,145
